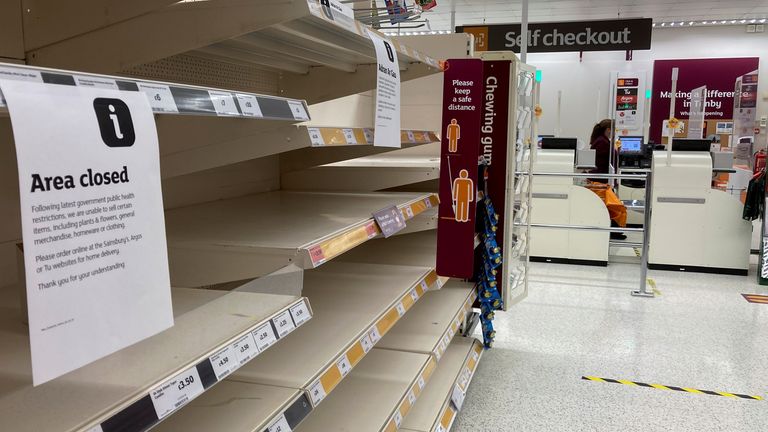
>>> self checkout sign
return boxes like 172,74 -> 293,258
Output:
457,18 -> 652,53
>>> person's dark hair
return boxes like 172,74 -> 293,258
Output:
590,119 -> 613,143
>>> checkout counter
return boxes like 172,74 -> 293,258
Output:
648,139 -> 751,275
529,138 -> 610,265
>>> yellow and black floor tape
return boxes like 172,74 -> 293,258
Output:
582,376 -> 762,400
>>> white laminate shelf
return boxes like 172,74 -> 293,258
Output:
0,287 -> 311,432
294,348 -> 438,432
401,338 -> 485,432
154,261 -> 439,432
165,190 -> 439,286
376,280 -> 476,361
282,154 -> 440,192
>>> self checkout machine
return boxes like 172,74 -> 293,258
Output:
648,138 -> 751,274
529,137 -> 610,265
616,136 -> 653,225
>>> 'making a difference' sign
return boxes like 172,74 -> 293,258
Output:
457,18 -> 652,53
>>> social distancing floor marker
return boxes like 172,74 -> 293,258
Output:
582,376 -> 762,400
742,294 -> 768,304
632,247 -> 661,295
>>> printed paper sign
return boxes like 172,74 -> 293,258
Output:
1,80 -> 173,385
436,59 -> 484,278
366,29 -> 401,148
373,205 -> 407,238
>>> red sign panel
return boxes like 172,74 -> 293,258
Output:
437,59 -> 484,278
480,60 -> 511,290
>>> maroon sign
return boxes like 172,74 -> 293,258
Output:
649,57 -> 759,142
479,60 -> 511,291
437,59 -> 484,278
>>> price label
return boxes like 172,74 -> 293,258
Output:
404,206 -> 414,219
207,90 -> 240,116
420,280 -> 429,292
86,426 -> 104,432
309,245 -> 326,265
209,346 -> 236,380
407,390 -> 416,405
232,334 -> 259,365
137,83 -> 178,113
268,414 -> 292,432
369,326 -> 382,344
406,130 -> 416,142
362,128 -> 374,144
396,302 -> 406,317
451,385 -> 465,410
360,334 -> 373,353
443,333 -> 451,347
437,424 -> 447,432
309,380 -> 327,405
417,376 -> 426,390
423,197 -> 432,208
336,355 -> 352,377
150,366 -> 204,419
448,327 -> 455,338
273,310 -> 296,337
437,278 -> 445,288
252,322 -> 278,351
438,339 -> 446,354
342,128 -> 357,144
74,75 -> 118,89
410,289 -> 418,302
290,301 -> 311,326
307,127 -> 325,147
472,350 -> 480,362
236,93 -> 263,117
365,222 -> 378,239
288,100 -> 310,120
394,411 -> 403,428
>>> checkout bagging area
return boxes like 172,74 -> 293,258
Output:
526,133 -> 754,289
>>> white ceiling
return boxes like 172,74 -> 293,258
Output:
395,0 -> 768,31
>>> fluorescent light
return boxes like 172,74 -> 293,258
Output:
689,21 -> 694,25
652,23 -> 656,27
750,19 -> 756,23
721,20 -> 727,24
740,19 -> 746,23
702,21 -> 708,24
661,22 -> 666,26
761,19 -> 766,23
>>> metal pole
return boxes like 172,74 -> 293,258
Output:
521,0 -> 529,63
556,90 -> 562,137
515,171 -> 648,180
666,67 -> 679,166
632,170 -> 654,297
518,222 -> 644,233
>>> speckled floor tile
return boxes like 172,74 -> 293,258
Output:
453,261 -> 768,432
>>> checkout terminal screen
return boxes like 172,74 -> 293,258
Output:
620,137 -> 643,153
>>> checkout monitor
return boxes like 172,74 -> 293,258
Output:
619,136 -> 643,154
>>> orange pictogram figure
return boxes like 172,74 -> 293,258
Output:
447,119 -> 460,153
452,169 -> 474,222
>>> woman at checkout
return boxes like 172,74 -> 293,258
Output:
589,119 -> 628,240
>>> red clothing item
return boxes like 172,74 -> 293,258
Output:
590,135 -> 617,182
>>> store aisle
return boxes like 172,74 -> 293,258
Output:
454,261 -> 768,432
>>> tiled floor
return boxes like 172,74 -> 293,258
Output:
454,259 -> 768,432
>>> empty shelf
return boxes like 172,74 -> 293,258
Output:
0,287 -> 311,432
376,280 -> 476,360
401,338 -> 484,432
338,230 -> 438,269
294,348 -> 437,432
230,261 -> 438,407
166,190 -> 439,286
152,381 -> 312,432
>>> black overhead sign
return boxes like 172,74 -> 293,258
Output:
456,18 -> 653,53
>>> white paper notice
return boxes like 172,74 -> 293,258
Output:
1,80 -> 173,385
366,29 -> 401,148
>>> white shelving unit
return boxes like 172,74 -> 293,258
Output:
165,191 -> 439,286
0,3 -> 496,432
293,348 -> 438,432
402,338 -> 484,432
0,287 -> 311,432
152,261 -> 438,432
